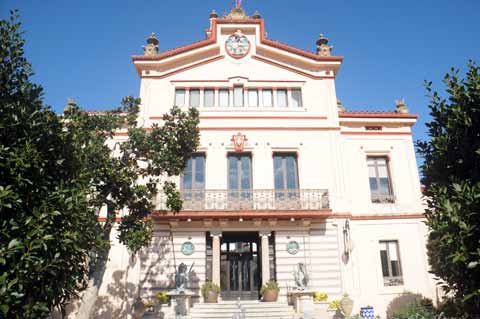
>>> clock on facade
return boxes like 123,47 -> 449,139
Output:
225,30 -> 250,58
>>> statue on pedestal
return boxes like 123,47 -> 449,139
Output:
294,263 -> 309,290
174,262 -> 194,293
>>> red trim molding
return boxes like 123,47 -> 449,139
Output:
132,19 -> 343,64
199,126 -> 340,131
97,212 -> 425,223
140,55 -> 225,79
150,209 -> 332,220
339,112 -> 418,119
252,55 -> 334,80
340,131 -> 412,136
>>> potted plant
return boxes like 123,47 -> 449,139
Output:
201,281 -> 220,303
132,297 -> 147,318
360,305 -> 374,319
327,299 -> 341,318
260,280 -> 279,302
155,292 -> 170,305
314,292 -> 329,310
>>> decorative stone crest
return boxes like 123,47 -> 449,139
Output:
143,32 -> 159,56
231,132 -> 247,152
225,7 -> 247,19
395,99 -> 409,114
316,34 -> 333,57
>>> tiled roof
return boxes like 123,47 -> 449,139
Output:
339,111 -> 418,119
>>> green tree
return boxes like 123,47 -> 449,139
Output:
0,11 -> 104,318
0,11 -> 200,318
418,61 -> 480,317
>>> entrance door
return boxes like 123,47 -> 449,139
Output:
220,232 -> 260,300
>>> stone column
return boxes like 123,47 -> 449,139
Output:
211,231 -> 222,286
260,231 -> 271,285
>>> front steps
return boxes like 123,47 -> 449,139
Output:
190,300 -> 297,319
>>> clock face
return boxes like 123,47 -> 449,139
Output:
226,32 -> 250,58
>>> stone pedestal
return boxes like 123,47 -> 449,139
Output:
166,291 -> 198,319
288,290 -> 316,319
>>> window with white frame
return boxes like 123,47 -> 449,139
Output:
174,89 -> 185,107
219,89 -> 230,107
262,89 -> 273,107
277,89 -> 288,107
204,89 -> 214,107
291,89 -> 303,107
248,89 -> 258,107
379,240 -> 403,286
367,156 -> 394,203
233,86 -> 244,107
189,89 -> 200,108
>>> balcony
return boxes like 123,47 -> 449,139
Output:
154,189 -> 329,211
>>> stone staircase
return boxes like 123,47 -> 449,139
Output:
190,300 -> 297,319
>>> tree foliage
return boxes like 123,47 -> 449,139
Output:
0,11 -> 200,318
417,61 -> 480,316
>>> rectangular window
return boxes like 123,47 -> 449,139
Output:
234,86 -> 244,107
174,89 -> 185,107
367,156 -> 394,203
228,154 -> 252,208
379,240 -> 403,286
273,153 -> 299,205
248,89 -> 258,107
182,154 -> 205,190
182,154 -> 205,208
291,89 -> 303,107
189,89 -> 200,108
262,89 -> 273,107
204,89 -> 215,107
219,89 -> 230,107
277,89 -> 288,107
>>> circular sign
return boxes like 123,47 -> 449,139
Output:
286,241 -> 300,255
225,31 -> 250,59
181,241 -> 195,256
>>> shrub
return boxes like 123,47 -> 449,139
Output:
329,299 -> 341,309
386,293 -> 435,319
314,291 -> 328,302
200,281 -> 220,299
260,280 -> 280,295
155,292 -> 170,304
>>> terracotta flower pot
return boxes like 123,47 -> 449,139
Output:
204,290 -> 219,303
262,290 -> 279,302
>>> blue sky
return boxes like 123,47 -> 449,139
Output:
1,0 -> 479,150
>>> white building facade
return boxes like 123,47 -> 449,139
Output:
97,7 -> 436,318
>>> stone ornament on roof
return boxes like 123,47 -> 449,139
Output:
337,99 -> 346,112
395,99 -> 409,114
316,34 -> 333,57
143,32 -> 159,56
224,7 -> 248,19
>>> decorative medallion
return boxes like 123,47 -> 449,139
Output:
231,132 -> 247,152
181,241 -> 195,256
286,241 -> 300,255
225,30 -> 250,59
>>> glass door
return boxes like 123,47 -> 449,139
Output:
228,153 -> 252,209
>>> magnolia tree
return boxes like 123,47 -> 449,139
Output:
418,61 -> 480,317
0,11 -> 200,318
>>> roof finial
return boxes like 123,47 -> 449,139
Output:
316,34 -> 333,56
143,32 -> 159,56
395,99 -> 409,114
236,0 -> 242,9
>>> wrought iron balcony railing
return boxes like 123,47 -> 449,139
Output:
154,189 -> 329,211
371,194 -> 396,204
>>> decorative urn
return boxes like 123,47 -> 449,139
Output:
340,294 -> 354,316
132,297 -> 146,318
